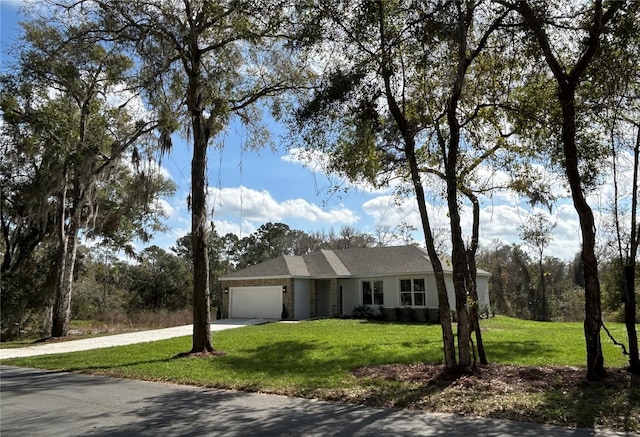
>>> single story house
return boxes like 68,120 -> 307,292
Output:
219,245 -> 490,320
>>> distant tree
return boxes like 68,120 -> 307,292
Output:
519,213 -> 556,320
477,242 -> 532,319
373,222 -> 418,247
327,226 -> 375,250
126,246 -> 192,311
234,222 -> 295,269
71,247 -> 127,319
289,229 -> 324,256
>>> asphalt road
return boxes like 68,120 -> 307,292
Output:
0,366 -> 631,437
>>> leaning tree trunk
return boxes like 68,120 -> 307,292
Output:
515,0 -> 626,383
375,0 -> 457,369
406,144 -> 457,370
559,85 -> 605,380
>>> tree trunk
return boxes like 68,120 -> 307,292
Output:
375,0 -> 456,369
50,238 -> 68,337
446,150 -> 472,367
190,136 -> 213,353
559,85 -> 605,380
51,230 -> 79,337
51,192 -> 81,338
624,127 -> 639,373
50,189 -> 68,338
444,2 -> 473,368
515,0 -> 626,383
407,145 -> 457,369
189,64 -> 213,353
466,193 -> 487,364
446,93 -> 471,368
449,204 -> 472,367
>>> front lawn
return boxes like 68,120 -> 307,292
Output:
1,317 -> 638,432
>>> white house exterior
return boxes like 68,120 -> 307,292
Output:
220,245 -> 491,321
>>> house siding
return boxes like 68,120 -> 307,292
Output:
294,278 -> 311,320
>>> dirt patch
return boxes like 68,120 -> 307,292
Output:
352,362 -> 634,393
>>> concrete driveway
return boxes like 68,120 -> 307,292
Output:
0,319 -> 267,360
0,366 -> 628,437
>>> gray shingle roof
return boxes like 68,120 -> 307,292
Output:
220,245 -> 493,280
331,245 -> 434,276
222,255 -> 291,278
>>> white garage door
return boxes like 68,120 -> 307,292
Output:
230,286 -> 282,319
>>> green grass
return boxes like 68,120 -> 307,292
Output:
1,317 -> 638,431
483,316 -> 630,366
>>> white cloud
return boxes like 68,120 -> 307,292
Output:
154,198 -> 176,218
362,195 -> 421,230
212,219 -> 257,238
209,185 -> 360,225
106,83 -> 151,123
359,189 -> 583,260
282,148 -> 390,194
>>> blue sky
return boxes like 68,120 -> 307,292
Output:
3,0 -> 634,262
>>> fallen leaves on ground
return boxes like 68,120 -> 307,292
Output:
348,363 -> 639,432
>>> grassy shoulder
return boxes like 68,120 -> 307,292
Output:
1,316 -> 637,432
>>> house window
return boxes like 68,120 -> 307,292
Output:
362,280 -> 384,305
400,278 -> 426,306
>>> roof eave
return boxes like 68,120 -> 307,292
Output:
220,275 -> 294,281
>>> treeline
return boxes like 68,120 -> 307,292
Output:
3,219 -> 635,340
0,222 -> 376,339
478,242 -> 638,324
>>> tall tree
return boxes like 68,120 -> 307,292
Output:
1,16 -> 164,337
90,0 -> 301,353
593,5 -> 640,373
507,0 -> 630,380
290,0 -> 457,368
414,0 -> 513,366
290,0 -> 519,368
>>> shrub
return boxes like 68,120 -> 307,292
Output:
380,306 -> 397,322
352,305 -> 373,319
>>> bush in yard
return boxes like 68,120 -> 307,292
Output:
352,305 -> 373,319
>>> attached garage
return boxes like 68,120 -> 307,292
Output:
229,286 -> 282,319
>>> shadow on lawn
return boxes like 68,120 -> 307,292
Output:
491,368 -> 640,431
481,340 -> 554,363
208,338 -> 438,388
